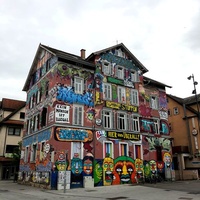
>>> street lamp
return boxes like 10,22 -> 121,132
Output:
187,74 -> 200,154
187,74 -> 200,122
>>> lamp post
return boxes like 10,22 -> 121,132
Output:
187,74 -> 200,153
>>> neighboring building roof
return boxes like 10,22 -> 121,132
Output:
143,76 -> 172,89
86,43 -> 149,74
167,94 -> 200,116
167,94 -> 200,105
0,98 -> 25,111
23,43 -> 96,92
0,98 -> 25,126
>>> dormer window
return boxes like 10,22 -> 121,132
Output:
116,66 -> 124,79
130,70 -> 139,82
102,61 -> 111,75
115,49 -> 125,58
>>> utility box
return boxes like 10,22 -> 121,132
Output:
83,176 -> 94,188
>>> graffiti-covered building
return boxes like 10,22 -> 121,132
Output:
19,43 -> 172,189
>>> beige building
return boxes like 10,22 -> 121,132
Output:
0,98 -> 25,180
167,94 -> 200,180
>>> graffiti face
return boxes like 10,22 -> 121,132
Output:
55,160 -> 68,171
135,158 -> 144,174
103,157 -> 114,184
163,152 -> 172,168
149,160 -> 157,174
157,161 -> 165,173
114,160 -> 135,184
71,157 -> 83,175
83,158 -> 93,175
94,160 -> 103,185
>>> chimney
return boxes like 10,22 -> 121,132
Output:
80,49 -> 86,59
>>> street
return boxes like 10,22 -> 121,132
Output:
0,180 -> 200,200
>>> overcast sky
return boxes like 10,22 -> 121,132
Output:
1,0 -> 200,101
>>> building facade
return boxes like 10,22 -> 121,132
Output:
167,94 -> 200,180
19,43 -> 172,189
0,98 -> 25,180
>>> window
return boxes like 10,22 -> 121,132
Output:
30,143 -> 37,162
118,86 -> 126,103
119,142 -> 128,156
8,127 -> 21,136
168,109 -> 171,116
45,81 -> 49,97
24,146 -> 29,163
102,109 -> 113,129
36,88 -> 41,104
134,144 -> 142,159
173,107 -> 179,115
150,96 -> 158,110
27,119 -> 30,134
116,66 -> 124,79
130,115 -> 140,132
103,141 -> 113,158
40,141 -> 45,161
20,112 -> 25,119
6,145 -> 18,153
153,119 -> 160,134
34,115 -> 39,131
41,107 -> 47,127
73,105 -> 83,126
30,95 -> 33,109
115,49 -> 125,58
117,112 -> 127,130
74,77 -> 84,94
103,83 -> 112,100
130,89 -> 139,105
102,61 -> 111,75
71,142 -> 83,159
130,70 -> 138,82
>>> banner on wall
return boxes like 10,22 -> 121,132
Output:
55,104 -> 70,123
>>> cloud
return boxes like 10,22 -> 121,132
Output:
0,0 -> 200,101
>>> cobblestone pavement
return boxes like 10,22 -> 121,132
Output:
0,180 -> 200,200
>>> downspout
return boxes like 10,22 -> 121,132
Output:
183,103 -> 193,156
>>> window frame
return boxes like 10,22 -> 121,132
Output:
8,127 -> 21,136
102,109 -> 113,129
71,141 -> 83,159
130,70 -> 139,82
74,76 -> 84,94
153,119 -> 160,134
116,65 -> 124,79
103,141 -> 114,158
150,95 -> 159,110
117,86 -> 126,103
130,89 -> 139,106
73,104 -> 84,126
173,107 -> 179,115
30,143 -> 37,162
134,143 -> 143,159
103,83 -> 112,100
24,146 -> 29,163
102,61 -> 111,75
117,111 -> 127,131
129,114 -> 140,132
119,142 -> 129,156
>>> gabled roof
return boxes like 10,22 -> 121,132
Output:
0,98 -> 25,126
167,94 -> 200,105
143,76 -> 172,88
23,44 -> 95,91
0,98 -> 25,111
86,43 -> 148,74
